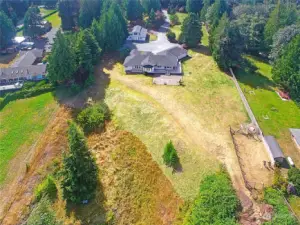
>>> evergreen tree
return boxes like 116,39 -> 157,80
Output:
211,13 -> 243,70
58,0 -> 80,30
61,122 -> 98,203
126,0 -> 143,22
84,29 -> 102,65
272,35 -> 300,102
0,10 -> 15,49
75,30 -> 93,75
42,0 -> 58,8
179,13 -> 202,47
47,31 -> 77,83
200,0 -> 213,22
146,8 -> 156,26
23,6 -> 43,38
270,25 -> 300,63
264,2 -> 297,49
79,0 -> 102,29
162,141 -> 179,168
186,0 -> 202,14
205,0 -> 227,31
141,0 -> 161,13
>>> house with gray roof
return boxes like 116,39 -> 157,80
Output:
124,46 -> 187,75
264,136 -> 285,163
290,128 -> 300,149
127,25 -> 148,42
12,49 -> 44,67
0,64 -> 47,85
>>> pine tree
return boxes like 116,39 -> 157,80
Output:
211,13 -> 243,70
163,140 -> 179,168
142,0 -> 161,13
126,0 -> 143,22
264,2 -> 297,49
47,31 -> 77,83
179,13 -> 202,47
0,10 -> 16,49
84,29 -> 102,65
23,6 -> 43,38
75,30 -> 93,73
79,0 -> 102,28
58,0 -> 80,30
61,122 -> 98,203
186,0 -> 202,14
272,35 -> 300,102
200,0 -> 213,22
205,0 -> 227,31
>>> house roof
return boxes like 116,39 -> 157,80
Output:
290,128 -> 300,146
131,25 -> 147,38
0,64 -> 47,80
124,50 -> 178,68
12,49 -> 43,67
156,46 -> 187,58
265,136 -> 284,159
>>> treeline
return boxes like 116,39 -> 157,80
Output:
47,1 -> 127,89
164,0 -> 300,102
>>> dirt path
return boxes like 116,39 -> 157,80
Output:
103,67 -> 255,209
0,107 -> 71,225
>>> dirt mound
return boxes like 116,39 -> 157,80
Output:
81,124 -> 184,225
0,107 -> 71,225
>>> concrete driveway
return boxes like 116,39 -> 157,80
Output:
131,10 -> 181,53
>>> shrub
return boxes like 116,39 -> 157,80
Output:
288,167 -> 300,195
77,103 -> 110,133
183,171 -> 239,225
162,140 -> 179,168
264,188 -> 297,225
273,167 -> 288,192
34,175 -> 57,202
27,197 -> 61,225
167,31 -> 176,43
170,14 -> 179,26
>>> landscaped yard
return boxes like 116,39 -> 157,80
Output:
40,8 -> 57,17
0,93 -> 57,185
235,56 -> 300,165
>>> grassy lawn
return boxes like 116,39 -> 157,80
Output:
45,12 -> 61,28
169,12 -> 187,40
17,29 -> 23,36
0,93 -> 57,185
40,8 -> 57,17
101,48 -> 247,200
235,56 -> 300,165
149,33 -> 157,41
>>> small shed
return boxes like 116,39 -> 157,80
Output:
265,136 -> 285,163
290,128 -> 300,150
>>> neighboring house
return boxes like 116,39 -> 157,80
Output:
127,25 -> 147,42
290,128 -> 300,150
264,135 -> 285,164
0,64 -> 47,85
12,49 -> 44,67
124,46 -> 187,75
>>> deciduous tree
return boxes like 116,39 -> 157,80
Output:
205,0 -> 227,31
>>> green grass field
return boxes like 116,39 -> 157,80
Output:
45,12 -> 61,28
235,56 -> 300,164
169,13 -> 187,40
0,93 -> 57,184
40,8 -> 57,17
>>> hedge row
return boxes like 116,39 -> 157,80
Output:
0,83 -> 54,110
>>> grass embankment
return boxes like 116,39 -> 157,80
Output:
103,48 -> 247,200
0,93 -> 57,184
235,56 -> 300,165
45,12 -> 61,28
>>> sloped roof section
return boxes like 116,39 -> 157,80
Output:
265,136 -> 284,159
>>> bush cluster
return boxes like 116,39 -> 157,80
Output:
288,167 -> 300,195
34,175 -> 57,202
0,81 -> 54,110
162,141 -> 179,168
77,102 -> 110,133
167,31 -> 176,43
183,170 -> 239,225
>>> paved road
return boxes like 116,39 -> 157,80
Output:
131,10 -> 181,53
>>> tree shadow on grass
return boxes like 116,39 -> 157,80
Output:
173,159 -> 183,173
191,44 -> 212,56
66,181 -> 107,224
